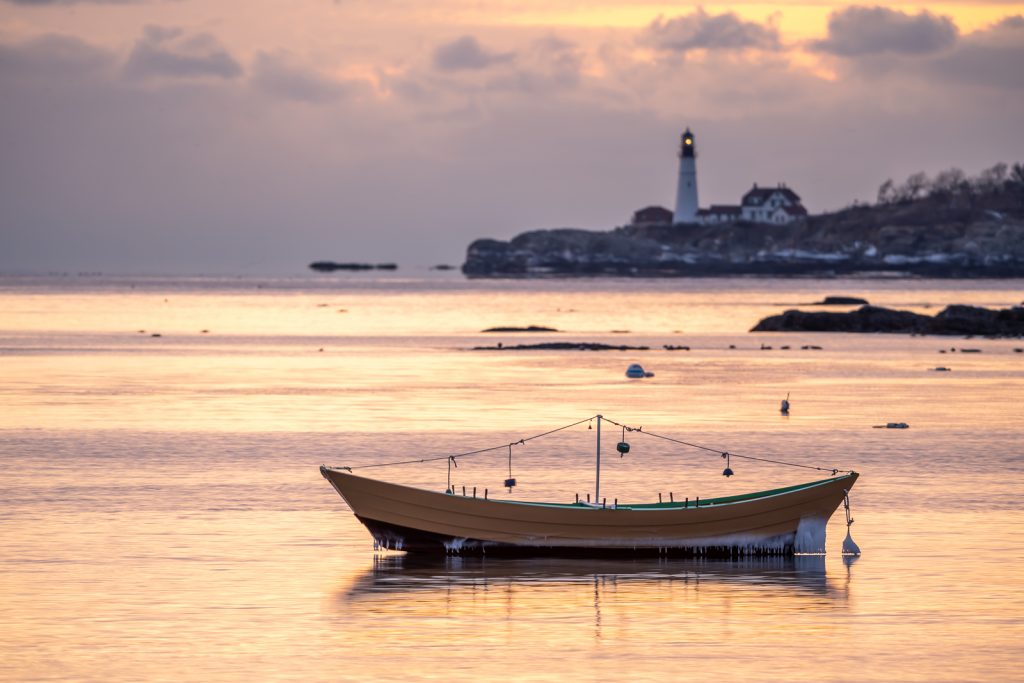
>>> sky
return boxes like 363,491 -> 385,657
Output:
1,1 -> 1023,274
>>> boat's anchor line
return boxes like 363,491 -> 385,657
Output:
322,415 -> 862,557
842,489 -> 861,556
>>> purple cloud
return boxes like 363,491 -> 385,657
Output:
813,6 -> 958,57
641,9 -> 780,53
125,25 -> 242,80
433,36 -> 514,71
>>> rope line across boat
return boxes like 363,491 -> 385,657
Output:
340,416 -> 596,470
335,414 -> 852,476
600,417 -> 850,475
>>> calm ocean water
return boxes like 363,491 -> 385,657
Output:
1,273 -> 1022,682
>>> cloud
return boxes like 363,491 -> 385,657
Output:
641,9 -> 780,54
926,15 -> 1024,89
5,0 -> 147,4
251,52 -> 358,103
0,33 -> 114,78
124,25 -> 242,80
432,36 -> 514,71
812,6 -> 958,57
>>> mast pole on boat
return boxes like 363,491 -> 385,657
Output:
595,414 -> 602,503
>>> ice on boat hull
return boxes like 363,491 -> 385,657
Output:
359,516 -> 799,557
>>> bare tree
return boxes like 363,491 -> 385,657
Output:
974,162 -> 1008,195
891,171 -> 928,202
905,172 -> 928,200
1010,163 -> 1024,207
929,168 -> 967,198
876,178 -> 895,205
1010,163 -> 1024,186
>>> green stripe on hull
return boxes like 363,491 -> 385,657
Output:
494,473 -> 857,510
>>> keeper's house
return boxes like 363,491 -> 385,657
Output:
697,184 -> 808,226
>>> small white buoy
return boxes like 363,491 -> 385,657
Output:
625,363 -> 647,379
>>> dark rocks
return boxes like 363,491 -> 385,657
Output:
310,261 -> 397,272
932,305 -> 1024,336
812,296 -> 869,305
482,325 -> 558,333
752,306 -> 927,333
751,305 -> 1024,336
473,342 -> 650,351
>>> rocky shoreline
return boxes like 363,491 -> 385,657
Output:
462,178 -> 1024,278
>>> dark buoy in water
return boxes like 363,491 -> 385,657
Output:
780,392 -> 790,415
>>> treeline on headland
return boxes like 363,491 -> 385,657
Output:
874,163 -> 1024,210
462,161 -> 1024,278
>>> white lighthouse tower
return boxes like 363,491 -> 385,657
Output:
673,127 -> 699,224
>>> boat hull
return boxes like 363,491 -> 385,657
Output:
321,467 -> 858,557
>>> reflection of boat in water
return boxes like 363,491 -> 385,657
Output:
321,415 -> 859,558
340,554 -> 846,603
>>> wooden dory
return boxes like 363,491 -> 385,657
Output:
320,467 -> 859,556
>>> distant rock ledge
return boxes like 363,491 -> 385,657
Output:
310,261 -> 397,272
462,193 -> 1024,278
810,296 -> 869,305
751,305 -> 1024,336
473,342 -> 650,351
482,325 -> 558,333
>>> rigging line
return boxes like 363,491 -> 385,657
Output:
602,416 -> 851,474
342,415 -> 597,471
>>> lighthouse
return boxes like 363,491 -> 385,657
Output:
673,127 -> 699,224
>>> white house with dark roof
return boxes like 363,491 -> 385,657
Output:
740,184 -> 807,223
696,183 -> 807,226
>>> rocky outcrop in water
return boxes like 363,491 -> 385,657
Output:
310,261 -> 397,272
482,325 -> 558,333
751,305 -> 1024,336
473,342 -> 651,351
811,296 -> 869,305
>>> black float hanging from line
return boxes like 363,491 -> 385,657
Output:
617,425 -> 630,456
722,451 -> 734,477
504,443 -> 516,492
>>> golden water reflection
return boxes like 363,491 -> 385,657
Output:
2,276 -> 1023,682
